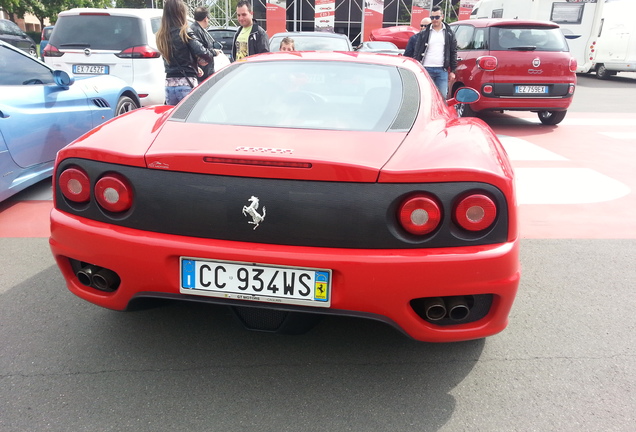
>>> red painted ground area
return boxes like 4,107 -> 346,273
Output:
1,112 -> 635,239
0,200 -> 51,238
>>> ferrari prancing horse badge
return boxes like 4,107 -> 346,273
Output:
242,196 -> 266,230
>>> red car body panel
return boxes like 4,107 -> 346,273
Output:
50,52 -> 520,342
50,210 -> 519,342
369,25 -> 418,49
145,122 -> 408,182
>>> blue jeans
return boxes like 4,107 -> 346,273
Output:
425,67 -> 449,98
165,85 -> 192,105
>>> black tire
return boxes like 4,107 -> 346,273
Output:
115,96 -> 139,116
28,46 -> 37,57
455,102 -> 476,118
538,110 -> 567,125
595,64 -> 615,80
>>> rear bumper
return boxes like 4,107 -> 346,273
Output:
50,209 -> 520,342
472,95 -> 573,112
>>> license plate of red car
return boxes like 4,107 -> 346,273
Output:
180,258 -> 331,307
515,85 -> 548,94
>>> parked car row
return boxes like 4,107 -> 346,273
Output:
1,11 -> 578,205
3,12 -> 533,342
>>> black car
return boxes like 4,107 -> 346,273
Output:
207,26 -> 238,61
0,19 -> 36,57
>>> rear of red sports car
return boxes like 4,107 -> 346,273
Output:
49,52 -> 520,342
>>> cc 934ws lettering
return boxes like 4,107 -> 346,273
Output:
50,51 -> 520,342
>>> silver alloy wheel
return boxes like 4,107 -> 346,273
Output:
115,96 -> 139,116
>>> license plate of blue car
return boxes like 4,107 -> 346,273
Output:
180,258 -> 332,307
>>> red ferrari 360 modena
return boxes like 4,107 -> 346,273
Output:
49,52 -> 520,342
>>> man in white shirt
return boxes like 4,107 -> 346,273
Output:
404,6 -> 458,97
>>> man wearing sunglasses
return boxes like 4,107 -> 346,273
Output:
404,6 -> 458,98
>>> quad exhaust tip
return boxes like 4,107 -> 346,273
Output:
420,295 -> 472,322
76,264 -> 120,292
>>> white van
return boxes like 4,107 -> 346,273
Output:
591,0 -> 636,79
43,8 -> 165,106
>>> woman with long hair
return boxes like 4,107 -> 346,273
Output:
156,0 -> 212,105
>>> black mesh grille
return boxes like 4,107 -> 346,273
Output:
55,159 -> 510,249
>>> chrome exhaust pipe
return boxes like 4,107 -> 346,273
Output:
92,268 -> 120,292
446,296 -> 470,321
76,265 -> 100,287
423,297 -> 447,321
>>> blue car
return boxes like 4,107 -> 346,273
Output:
0,40 -> 140,202
39,25 -> 54,61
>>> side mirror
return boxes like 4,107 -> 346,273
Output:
52,70 -> 75,88
446,87 -> 480,106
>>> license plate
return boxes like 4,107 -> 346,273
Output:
73,64 -> 109,74
515,85 -> 548,94
180,258 -> 331,307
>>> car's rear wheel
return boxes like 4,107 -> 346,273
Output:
115,96 -> 139,116
538,110 -> 567,125
596,64 -> 615,80
28,46 -> 37,57
455,102 -> 476,118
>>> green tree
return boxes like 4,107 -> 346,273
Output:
115,0 -> 152,7
2,0 -> 113,27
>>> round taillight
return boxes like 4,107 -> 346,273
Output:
59,168 -> 91,203
483,84 -> 493,94
94,173 -> 133,213
454,194 -> 497,232
398,194 -> 442,236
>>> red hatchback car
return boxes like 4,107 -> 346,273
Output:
450,19 -> 577,125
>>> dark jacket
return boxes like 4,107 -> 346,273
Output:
231,21 -> 269,61
189,21 -> 217,79
164,27 -> 212,81
404,22 -> 458,72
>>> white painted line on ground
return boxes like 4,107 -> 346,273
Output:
599,132 -> 636,140
514,167 -> 631,205
498,135 -> 568,161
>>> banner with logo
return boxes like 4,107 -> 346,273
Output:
266,0 -> 287,37
410,0 -> 431,28
363,0 -> 384,42
315,0 -> 335,32
458,0 -> 478,21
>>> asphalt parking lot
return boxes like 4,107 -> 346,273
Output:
1,72 -> 635,431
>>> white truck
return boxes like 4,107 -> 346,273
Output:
469,0 -> 636,78
591,0 -> 636,79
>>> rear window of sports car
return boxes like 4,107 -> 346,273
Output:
184,61 -> 405,132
